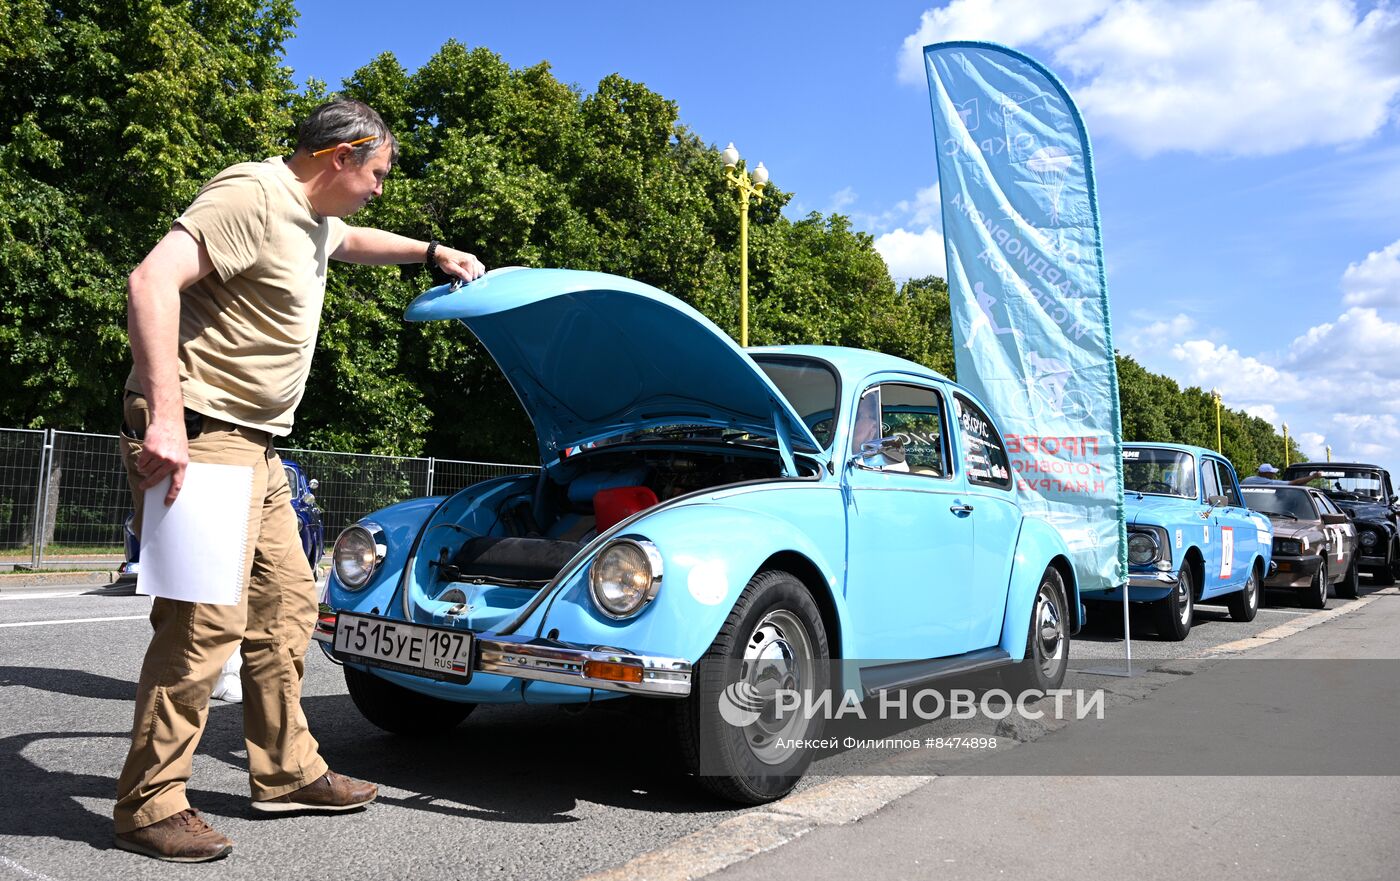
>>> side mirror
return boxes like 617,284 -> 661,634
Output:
308,478 -> 319,491
1320,512 -> 1349,525
1206,495 -> 1228,508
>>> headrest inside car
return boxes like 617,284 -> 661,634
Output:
594,485 -> 658,533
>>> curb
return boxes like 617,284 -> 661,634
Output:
0,570 -> 117,590
580,589 -> 1394,881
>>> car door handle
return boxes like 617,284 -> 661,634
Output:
950,503 -> 974,516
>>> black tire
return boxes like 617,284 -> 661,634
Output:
674,570 -> 830,805
1153,563 -> 1194,641
1337,560 -> 1360,600
1226,566 -> 1261,622
1005,566 -> 1070,692
1303,559 -> 1328,610
344,665 -> 475,735
1376,546 -> 1398,586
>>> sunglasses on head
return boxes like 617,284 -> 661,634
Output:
310,136 -> 377,158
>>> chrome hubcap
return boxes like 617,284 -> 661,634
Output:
1034,583 -> 1065,677
740,609 -> 815,765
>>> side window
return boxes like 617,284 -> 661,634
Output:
283,464 -> 300,493
880,384 -> 948,478
1315,493 -> 1340,516
954,393 -> 1013,490
1216,463 -> 1242,507
1202,460 -> 1222,501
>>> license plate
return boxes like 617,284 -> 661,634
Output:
333,612 -> 473,682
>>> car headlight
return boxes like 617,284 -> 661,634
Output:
1127,531 -> 1160,566
333,523 -> 385,590
589,539 -> 663,619
1274,539 -> 1301,556
1359,530 -> 1377,549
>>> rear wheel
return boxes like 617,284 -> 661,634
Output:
674,570 -> 829,805
1153,564 -> 1194,641
344,665 -> 475,735
1303,559 -> 1329,610
1226,566 -> 1260,622
1377,545 -> 1398,586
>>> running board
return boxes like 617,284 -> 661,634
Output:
860,648 -> 1012,698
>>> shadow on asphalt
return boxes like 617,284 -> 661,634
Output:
0,666 -> 733,852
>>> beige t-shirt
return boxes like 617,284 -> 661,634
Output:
126,157 -> 347,436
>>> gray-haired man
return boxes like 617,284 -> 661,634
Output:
115,99 -> 484,862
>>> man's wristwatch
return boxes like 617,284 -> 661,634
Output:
425,239 -> 440,266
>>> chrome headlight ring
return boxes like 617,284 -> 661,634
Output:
588,538 -> 664,620
333,521 -> 386,591
1127,531 -> 1160,566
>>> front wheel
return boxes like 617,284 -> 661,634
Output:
1226,567 -> 1260,622
1303,559 -> 1329,610
1154,564 -> 1194,641
344,665 -> 476,735
1005,566 -> 1070,692
674,570 -> 830,805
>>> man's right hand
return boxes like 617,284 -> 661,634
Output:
135,416 -> 189,505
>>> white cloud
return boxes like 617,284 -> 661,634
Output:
1341,239 -> 1400,307
1124,302 -> 1400,475
874,226 -> 948,281
893,183 -> 943,228
827,186 -> 858,214
900,0 -> 1400,157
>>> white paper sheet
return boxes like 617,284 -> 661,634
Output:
136,462 -> 254,606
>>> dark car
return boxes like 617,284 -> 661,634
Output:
1242,484 -> 1358,606
1281,462 -> 1400,585
118,459 -> 324,580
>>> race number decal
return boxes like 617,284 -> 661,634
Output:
1219,526 -> 1234,580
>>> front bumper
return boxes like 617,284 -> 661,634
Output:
1264,554 -> 1322,589
314,619 -> 692,698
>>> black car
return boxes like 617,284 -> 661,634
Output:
1281,462 -> 1400,585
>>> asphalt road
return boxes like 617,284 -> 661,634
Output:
0,576 -> 1391,881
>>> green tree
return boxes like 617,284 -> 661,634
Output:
0,0 -> 298,429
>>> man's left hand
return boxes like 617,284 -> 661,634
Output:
434,246 -> 487,282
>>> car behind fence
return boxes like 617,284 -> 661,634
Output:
0,427 -> 537,569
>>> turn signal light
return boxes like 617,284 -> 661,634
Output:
584,660 -> 644,683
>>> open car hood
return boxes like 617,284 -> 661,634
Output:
405,268 -> 821,464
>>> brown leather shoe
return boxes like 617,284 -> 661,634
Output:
114,809 -> 233,862
251,770 -> 377,814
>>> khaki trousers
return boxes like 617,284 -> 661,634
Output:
113,393 -> 327,832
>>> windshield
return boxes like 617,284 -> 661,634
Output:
1242,486 -> 1319,520
1123,447 -> 1196,498
754,356 -> 839,449
1299,469 -> 1384,500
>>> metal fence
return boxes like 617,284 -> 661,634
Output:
0,427 -> 537,569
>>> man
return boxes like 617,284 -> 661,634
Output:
115,100 -> 485,862
1243,463 -> 1319,486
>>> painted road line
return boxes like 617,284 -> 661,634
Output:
0,615 -> 149,628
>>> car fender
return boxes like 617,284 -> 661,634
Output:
325,496 -> 445,615
1000,515 -> 1078,660
525,499 -> 848,665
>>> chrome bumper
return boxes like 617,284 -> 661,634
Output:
314,624 -> 691,697
477,636 -> 691,697
1128,570 -> 1179,589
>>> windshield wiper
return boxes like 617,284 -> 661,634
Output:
1267,511 -> 1298,520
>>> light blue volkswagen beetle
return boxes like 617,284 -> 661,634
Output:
315,268 -> 1080,803
1081,442 -> 1271,640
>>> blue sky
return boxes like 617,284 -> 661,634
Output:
285,0 -> 1400,477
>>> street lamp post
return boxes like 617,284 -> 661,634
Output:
1211,388 -> 1222,453
1282,422 -> 1290,467
721,142 -> 768,348
1326,445 -> 1332,463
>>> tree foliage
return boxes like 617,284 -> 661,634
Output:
0,16 -> 1301,475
